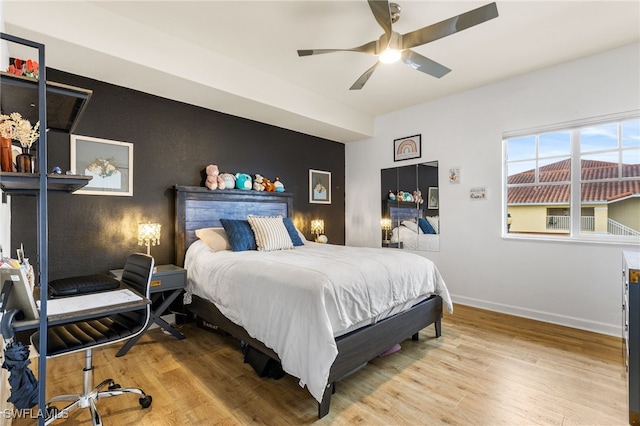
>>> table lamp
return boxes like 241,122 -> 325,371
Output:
138,222 -> 161,256
311,219 -> 327,243
381,218 -> 392,243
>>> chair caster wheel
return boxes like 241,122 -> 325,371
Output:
139,395 -> 152,408
108,383 -> 121,390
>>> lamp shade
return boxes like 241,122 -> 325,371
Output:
310,219 -> 324,235
381,218 -> 392,231
138,222 -> 161,255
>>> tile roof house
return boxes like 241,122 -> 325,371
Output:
507,159 -> 640,235
508,159 -> 640,204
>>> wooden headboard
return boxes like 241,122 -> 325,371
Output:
384,200 -> 436,229
174,185 -> 294,266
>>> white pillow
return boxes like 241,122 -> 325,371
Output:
247,215 -> 294,251
401,220 -> 423,234
195,227 -> 231,252
296,228 -> 307,244
426,216 -> 439,234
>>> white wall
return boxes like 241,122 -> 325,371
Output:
346,43 -> 640,336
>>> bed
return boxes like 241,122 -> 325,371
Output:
387,201 -> 440,250
390,221 -> 440,251
174,185 -> 452,418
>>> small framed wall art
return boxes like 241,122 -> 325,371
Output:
71,135 -> 133,196
393,134 -> 421,162
470,187 -> 487,200
427,187 -> 439,209
309,169 -> 331,204
448,167 -> 461,184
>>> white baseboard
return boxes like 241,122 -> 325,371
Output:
451,294 -> 622,338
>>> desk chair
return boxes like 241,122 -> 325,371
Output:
31,253 -> 155,425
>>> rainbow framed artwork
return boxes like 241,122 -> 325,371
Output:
393,134 -> 421,162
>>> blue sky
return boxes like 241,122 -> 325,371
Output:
506,118 -> 640,176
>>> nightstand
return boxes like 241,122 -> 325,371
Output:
382,241 -> 403,249
110,264 -> 186,356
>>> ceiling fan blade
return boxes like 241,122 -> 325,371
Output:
401,2 -> 498,50
349,62 -> 380,90
401,50 -> 451,78
297,40 -> 377,57
367,0 -> 392,43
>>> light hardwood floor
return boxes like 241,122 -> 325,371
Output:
11,304 -> 628,425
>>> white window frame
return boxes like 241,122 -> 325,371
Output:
503,110 -> 640,246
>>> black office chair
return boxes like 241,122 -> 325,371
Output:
31,253 -> 155,425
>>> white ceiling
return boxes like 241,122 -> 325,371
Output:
3,1 -> 640,143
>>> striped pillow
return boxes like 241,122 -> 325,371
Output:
247,215 -> 294,251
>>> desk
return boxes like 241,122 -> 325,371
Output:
110,264 -> 186,356
11,287 -> 149,332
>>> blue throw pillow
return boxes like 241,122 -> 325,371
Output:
282,217 -> 304,246
418,217 -> 436,234
220,219 -> 257,251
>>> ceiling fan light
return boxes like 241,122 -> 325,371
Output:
379,49 -> 401,64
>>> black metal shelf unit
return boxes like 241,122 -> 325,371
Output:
0,172 -> 92,195
0,32 -> 92,425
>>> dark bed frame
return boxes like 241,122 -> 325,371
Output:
174,185 -> 443,418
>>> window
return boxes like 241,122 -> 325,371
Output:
504,113 -> 640,243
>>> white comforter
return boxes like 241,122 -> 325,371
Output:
391,225 -> 440,251
184,240 -> 452,404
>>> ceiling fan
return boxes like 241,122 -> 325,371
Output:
297,1 -> 498,90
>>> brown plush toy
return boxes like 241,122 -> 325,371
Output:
263,177 -> 276,192
205,165 -> 224,190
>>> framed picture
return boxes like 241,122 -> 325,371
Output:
71,135 -> 133,196
470,187 -> 487,200
427,187 -> 439,209
393,134 -> 421,162
449,167 -> 461,184
309,169 -> 331,204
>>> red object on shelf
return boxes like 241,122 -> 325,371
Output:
1,135 -> 13,172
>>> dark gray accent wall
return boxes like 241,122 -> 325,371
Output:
11,69 -> 345,280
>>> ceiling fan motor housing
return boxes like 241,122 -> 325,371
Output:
390,3 -> 401,23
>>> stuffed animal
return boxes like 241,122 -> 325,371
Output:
205,165 -> 224,190
235,173 -> 252,190
263,177 -> 276,192
413,190 -> 423,204
274,177 -> 285,192
388,190 -> 396,201
220,173 -> 236,189
253,174 -> 265,191
398,191 -> 414,202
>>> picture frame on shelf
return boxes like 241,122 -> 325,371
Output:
71,135 -> 133,196
393,134 -> 421,162
309,169 -> 331,204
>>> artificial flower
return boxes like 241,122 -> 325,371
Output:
25,59 -> 39,78
7,64 -> 23,76
6,58 -> 39,79
0,112 -> 40,148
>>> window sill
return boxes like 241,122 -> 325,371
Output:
502,232 -> 640,246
